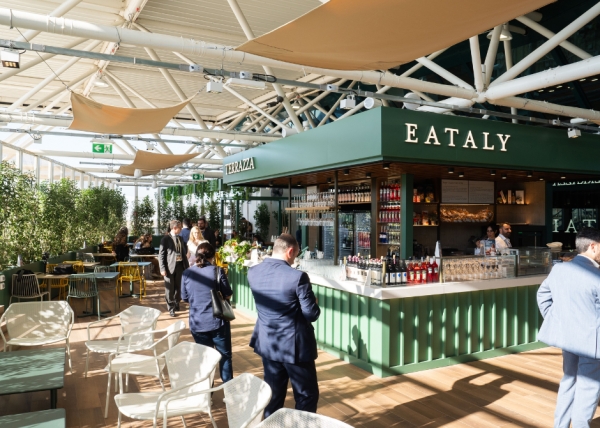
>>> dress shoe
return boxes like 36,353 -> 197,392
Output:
175,304 -> 180,311
169,309 -> 176,317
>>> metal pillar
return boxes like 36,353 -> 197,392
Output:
278,200 -> 282,235
49,161 -> 54,183
220,198 -> 225,240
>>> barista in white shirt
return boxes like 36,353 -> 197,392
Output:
495,222 -> 512,252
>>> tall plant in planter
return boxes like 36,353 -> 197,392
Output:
0,161 -> 40,269
206,198 -> 221,231
158,195 -> 173,233
76,185 -> 127,245
253,203 -> 271,242
39,179 -> 81,255
132,195 -> 156,236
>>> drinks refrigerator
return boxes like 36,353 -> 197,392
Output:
324,211 -> 372,260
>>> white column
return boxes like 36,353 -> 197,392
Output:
50,161 -> 54,184
35,155 -> 40,185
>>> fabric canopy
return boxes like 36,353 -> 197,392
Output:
116,150 -> 199,177
68,92 -> 193,134
236,0 -> 555,71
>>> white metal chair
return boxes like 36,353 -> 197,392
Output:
10,273 -> 49,304
84,305 -> 161,377
0,301 -> 74,371
103,320 -> 186,418
256,408 -> 355,427
114,341 -> 221,428
184,373 -> 272,428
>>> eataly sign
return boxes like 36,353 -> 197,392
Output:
405,123 -> 510,152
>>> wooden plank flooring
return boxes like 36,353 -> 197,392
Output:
1,279 -> 599,427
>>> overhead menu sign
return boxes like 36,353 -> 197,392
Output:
468,181 -> 495,203
442,179 -> 469,203
92,143 -> 112,153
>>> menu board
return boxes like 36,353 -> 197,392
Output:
468,181 -> 495,204
441,179 -> 469,203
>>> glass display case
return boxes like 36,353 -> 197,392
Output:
515,247 -> 552,276
439,254 -> 517,283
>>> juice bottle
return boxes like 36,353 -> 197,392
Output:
413,261 -> 421,284
431,258 -> 439,282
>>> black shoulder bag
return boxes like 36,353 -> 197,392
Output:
211,265 -> 235,322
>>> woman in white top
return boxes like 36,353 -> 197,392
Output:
187,226 -> 208,265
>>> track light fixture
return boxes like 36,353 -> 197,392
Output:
268,181 -> 274,187
539,177 -> 544,181
448,167 -> 454,174
526,171 -> 533,178
560,175 -> 566,179
383,163 -> 390,170
340,94 -> 356,110
1,49 -> 20,68
502,174 -> 507,179
458,172 -> 464,178
327,177 -> 332,184
343,169 -> 349,175
490,169 -> 496,176
296,182 -> 302,187
366,172 -> 372,178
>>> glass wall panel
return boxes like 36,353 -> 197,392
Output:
39,159 -> 51,182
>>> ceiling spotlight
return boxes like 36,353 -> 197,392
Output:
501,174 -> 507,179
448,167 -> 454,174
343,169 -> 349,176
592,78 -> 598,82
268,181 -> 274,187
296,182 -> 302,187
340,94 -> 356,110
383,163 -> 390,170
31,133 -> 42,144
134,169 -> 143,179
490,169 -> 496,176
539,89 -> 544,93
539,177 -> 544,181
568,128 -> 581,139
366,172 -> 372,178
557,85 -> 563,89
548,89 -> 555,93
526,171 -> 533,177
458,172 -> 464,178
1,49 -> 20,68
560,175 -> 566,179
327,177 -> 332,184
580,78 -> 587,82
364,97 -> 383,110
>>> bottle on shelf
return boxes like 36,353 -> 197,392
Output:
400,259 -> 407,284
407,259 -> 415,284
413,259 -> 421,283
431,257 -> 439,282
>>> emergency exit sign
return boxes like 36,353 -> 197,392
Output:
92,143 -> 112,153
192,173 -> 204,181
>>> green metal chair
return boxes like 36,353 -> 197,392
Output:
67,273 -> 100,320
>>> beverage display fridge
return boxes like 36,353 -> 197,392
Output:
323,211 -> 371,260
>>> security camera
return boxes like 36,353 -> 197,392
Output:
568,128 -> 581,139
326,84 -> 339,92
207,81 -> 223,93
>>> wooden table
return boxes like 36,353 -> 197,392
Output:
0,348 -> 65,409
0,409 -> 65,428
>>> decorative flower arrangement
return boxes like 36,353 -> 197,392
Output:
218,239 -> 253,269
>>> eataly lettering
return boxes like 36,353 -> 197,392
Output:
405,124 -> 509,152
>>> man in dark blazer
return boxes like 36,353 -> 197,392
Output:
159,219 -> 189,317
198,216 -> 216,248
247,234 -> 321,418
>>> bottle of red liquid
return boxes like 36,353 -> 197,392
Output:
431,257 -> 439,282
413,260 -> 421,284
420,257 -> 427,283
407,260 -> 414,284
426,258 -> 433,283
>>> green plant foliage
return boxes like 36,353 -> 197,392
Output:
0,161 -> 127,270
132,195 -> 156,236
206,199 -> 221,231
184,203 -> 200,224
158,194 -> 172,233
254,203 -> 271,242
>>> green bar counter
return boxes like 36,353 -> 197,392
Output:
228,266 -> 546,378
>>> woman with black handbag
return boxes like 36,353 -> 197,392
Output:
181,242 -> 234,383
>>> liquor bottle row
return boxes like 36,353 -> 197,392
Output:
379,223 -> 400,245
357,231 -> 370,249
343,254 -> 439,286
338,184 -> 371,203
380,181 -> 401,202
378,203 -> 401,223
292,192 -> 334,208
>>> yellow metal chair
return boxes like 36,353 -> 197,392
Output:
64,261 -> 85,273
117,262 -> 145,298
42,263 -> 69,300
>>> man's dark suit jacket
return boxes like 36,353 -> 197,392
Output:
159,234 -> 190,274
200,227 -> 216,249
247,258 -> 320,364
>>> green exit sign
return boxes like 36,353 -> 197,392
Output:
92,143 -> 112,153
192,173 -> 205,181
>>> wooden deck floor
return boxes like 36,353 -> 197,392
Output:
1,279 -> 598,427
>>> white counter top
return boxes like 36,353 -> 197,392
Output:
306,274 -> 547,300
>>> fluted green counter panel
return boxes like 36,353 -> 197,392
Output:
228,267 -> 545,378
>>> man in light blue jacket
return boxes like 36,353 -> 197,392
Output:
538,227 -> 600,427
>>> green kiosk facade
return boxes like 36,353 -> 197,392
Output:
224,107 -> 600,377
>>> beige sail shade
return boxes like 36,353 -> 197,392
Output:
68,92 -> 193,134
236,0 -> 555,71
116,150 -> 200,177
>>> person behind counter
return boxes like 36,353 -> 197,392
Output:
496,222 -> 512,250
475,223 -> 498,255
112,226 -> 129,262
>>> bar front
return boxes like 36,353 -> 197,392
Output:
224,107 -> 600,377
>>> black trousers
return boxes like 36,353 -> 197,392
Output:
164,262 -> 184,311
262,357 -> 319,418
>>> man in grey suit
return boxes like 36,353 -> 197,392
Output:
538,227 -> 600,427
159,220 -> 190,317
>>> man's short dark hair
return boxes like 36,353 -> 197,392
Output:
183,218 -> 191,227
169,219 -> 181,229
576,227 -> 600,253
198,216 -> 207,222
501,222 -> 511,228
273,233 -> 299,254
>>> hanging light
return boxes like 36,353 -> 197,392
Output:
490,169 -> 496,176
1,49 -> 20,68
526,171 -> 533,177
458,172 -> 464,178
502,174 -> 507,179
343,169 -> 350,175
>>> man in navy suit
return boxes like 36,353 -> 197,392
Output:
247,234 -> 321,418
538,227 -> 600,427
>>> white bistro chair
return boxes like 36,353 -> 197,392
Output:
0,301 -> 74,371
103,320 -> 186,418
114,341 -> 221,428
256,408 -> 355,428
85,305 -> 161,377
10,273 -> 49,304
